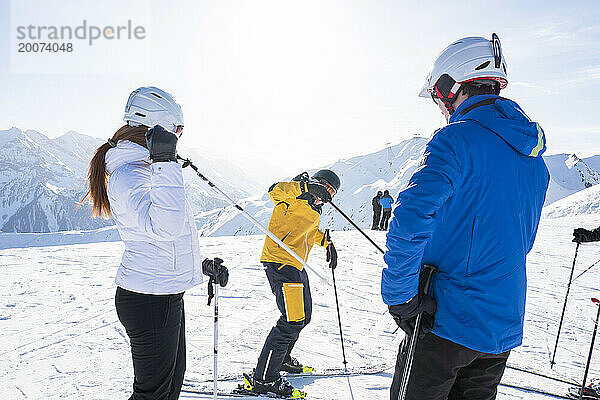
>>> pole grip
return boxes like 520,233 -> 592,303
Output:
213,282 -> 219,400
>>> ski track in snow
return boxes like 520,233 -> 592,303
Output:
1,215 -> 599,399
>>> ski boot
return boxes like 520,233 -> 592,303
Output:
569,381 -> 600,399
281,357 -> 314,374
236,373 -> 306,398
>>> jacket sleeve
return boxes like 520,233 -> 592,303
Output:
315,229 -> 328,246
268,181 -> 306,204
381,129 -> 464,305
112,162 -> 187,240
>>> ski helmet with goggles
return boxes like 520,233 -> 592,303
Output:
312,169 -> 341,197
123,86 -> 184,135
419,33 -> 508,114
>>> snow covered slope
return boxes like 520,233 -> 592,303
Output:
544,153 -> 600,205
195,137 -> 430,236
195,139 -> 600,236
1,217 -> 599,399
543,183 -> 600,219
583,154 -> 600,172
0,128 -> 263,233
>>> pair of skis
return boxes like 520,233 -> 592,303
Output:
182,365 -> 390,398
232,373 -> 306,399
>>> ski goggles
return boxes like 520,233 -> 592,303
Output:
430,74 -> 462,106
318,179 -> 337,198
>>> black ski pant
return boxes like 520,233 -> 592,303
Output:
115,287 -> 186,400
255,262 -> 312,383
390,332 -> 509,400
372,207 -> 382,230
380,209 -> 392,230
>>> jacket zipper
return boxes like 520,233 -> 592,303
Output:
172,242 -> 176,270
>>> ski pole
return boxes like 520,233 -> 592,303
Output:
578,298 -> 600,400
329,200 -> 385,254
551,242 -> 580,368
178,156 -> 328,283
332,267 -> 348,370
572,257 -> 600,283
326,229 -> 348,370
213,281 -> 219,400
398,265 -> 437,400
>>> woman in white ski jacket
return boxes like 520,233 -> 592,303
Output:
84,86 -> 228,400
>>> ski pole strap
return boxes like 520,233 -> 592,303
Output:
207,277 -> 215,306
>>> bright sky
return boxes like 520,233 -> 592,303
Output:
1,0 -> 599,176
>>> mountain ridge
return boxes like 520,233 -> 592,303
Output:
0,127 -> 262,232
1,127 -> 598,233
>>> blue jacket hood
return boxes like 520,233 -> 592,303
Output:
450,95 -> 547,158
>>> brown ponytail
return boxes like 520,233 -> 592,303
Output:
82,124 -> 148,218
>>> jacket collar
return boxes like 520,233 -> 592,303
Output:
449,94 -> 500,123
105,140 -> 150,174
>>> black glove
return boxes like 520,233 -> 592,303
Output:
326,242 -> 337,270
202,257 -> 229,287
146,125 -> 178,162
323,228 -> 337,270
389,294 -> 437,338
292,172 -> 310,182
573,228 -> 600,243
307,182 -> 332,203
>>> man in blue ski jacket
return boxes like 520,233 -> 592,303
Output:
379,190 -> 394,230
382,34 -> 550,400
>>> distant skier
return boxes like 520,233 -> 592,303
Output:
379,190 -> 394,230
83,86 -> 229,400
245,170 -> 340,399
381,34 -> 549,400
573,226 -> 600,243
372,191 -> 383,230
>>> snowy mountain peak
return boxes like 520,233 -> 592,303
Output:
564,153 -> 600,188
195,136 -> 430,236
0,127 -> 264,232
542,153 -> 600,204
0,127 -> 111,232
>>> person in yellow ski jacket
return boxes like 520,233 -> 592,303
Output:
260,180 -> 328,269
250,169 -> 341,398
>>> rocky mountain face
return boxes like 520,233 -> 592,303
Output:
0,128 -> 262,233
0,128 -> 110,232
543,153 -> 600,205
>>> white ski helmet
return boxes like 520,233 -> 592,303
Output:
123,86 -> 184,135
419,33 -> 508,112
